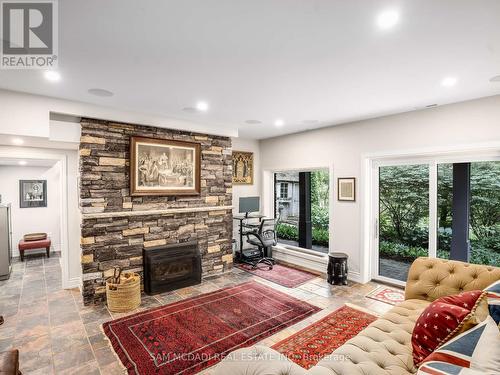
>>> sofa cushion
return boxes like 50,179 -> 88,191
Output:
310,299 -> 429,375
411,290 -> 489,365
405,257 -> 500,303
214,345 -> 308,375
418,315 -> 500,374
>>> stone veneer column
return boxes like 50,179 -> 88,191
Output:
79,119 -> 233,305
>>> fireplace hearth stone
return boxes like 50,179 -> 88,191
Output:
143,241 -> 201,295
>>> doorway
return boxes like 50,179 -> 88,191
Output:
0,148 -> 77,290
0,158 -> 62,268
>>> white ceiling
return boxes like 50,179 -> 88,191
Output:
1,0 -> 499,139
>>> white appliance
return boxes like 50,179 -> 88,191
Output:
0,204 -> 13,280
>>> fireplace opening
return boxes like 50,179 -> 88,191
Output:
143,241 -> 201,295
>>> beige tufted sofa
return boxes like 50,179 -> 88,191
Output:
214,257 -> 500,375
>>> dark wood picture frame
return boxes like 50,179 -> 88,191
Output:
130,136 -> 201,196
19,180 -> 47,208
337,177 -> 356,201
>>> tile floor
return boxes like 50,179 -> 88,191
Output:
0,254 -> 394,374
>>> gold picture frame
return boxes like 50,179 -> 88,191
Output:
130,136 -> 201,196
337,177 -> 356,201
232,151 -> 254,185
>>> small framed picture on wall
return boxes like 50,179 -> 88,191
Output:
232,151 -> 254,185
19,180 -> 47,208
337,177 -> 355,201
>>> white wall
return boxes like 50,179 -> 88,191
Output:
0,165 -> 61,257
260,95 -> 500,281
231,137 -> 261,240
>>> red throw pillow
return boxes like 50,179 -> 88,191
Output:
411,290 -> 488,366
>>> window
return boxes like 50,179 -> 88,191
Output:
437,161 -> 500,267
280,183 -> 289,199
375,158 -> 500,284
274,169 -> 329,253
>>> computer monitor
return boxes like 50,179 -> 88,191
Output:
239,196 -> 260,214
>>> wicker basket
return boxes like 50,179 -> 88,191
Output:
106,272 -> 141,312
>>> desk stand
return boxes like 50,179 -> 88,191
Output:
233,213 -> 272,268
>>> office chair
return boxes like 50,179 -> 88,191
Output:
244,218 -> 277,269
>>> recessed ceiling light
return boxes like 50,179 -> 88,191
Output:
245,120 -> 262,125
12,138 -> 24,145
490,75 -> 500,82
196,101 -> 209,112
44,70 -> 61,82
88,88 -> 114,97
377,10 -> 399,30
441,76 -> 458,87
274,119 -> 284,127
18,160 -> 27,166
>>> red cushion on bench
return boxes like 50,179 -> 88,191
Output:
18,238 -> 51,250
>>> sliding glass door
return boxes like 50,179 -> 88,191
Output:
468,162 -> 499,266
378,164 -> 429,282
373,157 -> 500,284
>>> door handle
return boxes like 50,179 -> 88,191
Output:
374,218 -> 379,240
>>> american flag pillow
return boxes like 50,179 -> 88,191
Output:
484,280 -> 500,325
418,315 -> 500,374
418,362 -> 483,374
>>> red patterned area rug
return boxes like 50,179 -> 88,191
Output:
272,305 -> 377,369
103,281 -> 321,375
365,285 -> 405,305
236,263 -> 316,288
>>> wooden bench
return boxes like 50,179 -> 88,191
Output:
18,238 -> 51,261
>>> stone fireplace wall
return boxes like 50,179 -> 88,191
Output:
79,119 -> 233,305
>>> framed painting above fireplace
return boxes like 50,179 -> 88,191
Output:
130,136 -> 201,196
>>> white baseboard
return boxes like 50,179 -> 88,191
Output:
347,270 -> 362,283
59,256 -> 81,289
63,276 -> 81,289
